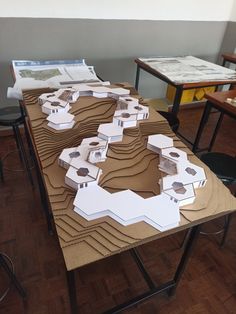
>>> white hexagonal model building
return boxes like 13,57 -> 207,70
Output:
47,112 -> 75,130
98,123 -> 123,143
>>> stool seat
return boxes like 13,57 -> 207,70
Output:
0,115 -> 25,127
157,110 -> 180,133
201,152 -> 236,184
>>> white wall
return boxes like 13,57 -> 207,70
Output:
230,0 -> 236,21
1,0 -> 235,21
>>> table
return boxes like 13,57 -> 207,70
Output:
22,85 -> 236,313
222,53 -> 236,67
135,56 -> 236,116
222,53 -> 236,90
192,90 -> 236,153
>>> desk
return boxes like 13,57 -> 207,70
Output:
192,90 -> 236,153
22,85 -> 236,313
222,53 -> 236,67
135,56 -> 236,115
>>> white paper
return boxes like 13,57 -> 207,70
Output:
139,56 -> 236,83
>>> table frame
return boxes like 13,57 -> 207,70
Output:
67,225 -> 200,314
192,91 -> 236,153
135,58 -> 236,116
21,85 -> 236,314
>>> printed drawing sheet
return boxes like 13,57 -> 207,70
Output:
140,56 -> 236,83
9,59 -> 101,99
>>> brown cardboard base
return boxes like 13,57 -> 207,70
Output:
23,84 -> 236,271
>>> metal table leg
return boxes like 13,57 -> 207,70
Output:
135,65 -> 140,91
171,86 -> 183,116
107,226 -> 200,313
168,225 -> 200,296
67,270 -> 78,314
220,213 -> 233,247
66,226 -> 200,314
208,112 -> 224,152
13,123 -> 34,187
192,101 -> 212,153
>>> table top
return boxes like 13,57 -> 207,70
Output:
222,53 -> 236,64
205,90 -> 236,116
135,56 -> 236,88
23,84 -> 236,271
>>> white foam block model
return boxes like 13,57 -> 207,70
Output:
65,161 -> 102,190
73,185 -> 180,231
163,183 -> 196,207
147,134 -> 174,154
39,92 -> 68,108
116,97 -> 149,120
38,92 -> 58,105
161,147 -> 188,163
161,161 -> 207,191
47,112 -> 75,130
113,114 -> 138,128
159,157 -> 178,175
80,136 -> 108,163
92,86 -> 130,99
58,146 -> 88,169
97,123 -> 123,143
42,102 -> 71,115
55,88 -> 80,103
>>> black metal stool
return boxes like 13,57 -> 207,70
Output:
157,110 -> 180,133
200,152 -> 236,246
0,106 -> 33,186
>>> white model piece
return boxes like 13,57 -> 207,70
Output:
58,146 -> 88,169
73,185 -> 180,231
47,112 -> 75,130
113,97 -> 149,128
38,92 -> 58,105
116,97 -> 149,120
113,113 -> 138,128
55,88 -> 80,103
161,147 -> 188,163
65,161 -> 102,190
160,161 -> 207,191
159,157 -> 177,175
92,86 -> 130,99
147,134 -> 174,154
97,123 -> 123,143
80,136 -> 108,163
42,102 -> 71,115
39,92 -> 68,108
163,183 -> 196,207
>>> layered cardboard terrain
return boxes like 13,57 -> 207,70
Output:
23,84 -> 236,271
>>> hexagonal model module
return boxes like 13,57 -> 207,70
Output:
47,112 -> 75,130
97,123 -> 123,143
147,134 -> 174,154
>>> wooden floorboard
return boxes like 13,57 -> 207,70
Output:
0,105 -> 236,314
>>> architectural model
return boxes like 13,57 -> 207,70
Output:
57,112 -> 206,232
38,83 -> 133,130
36,80 -> 206,232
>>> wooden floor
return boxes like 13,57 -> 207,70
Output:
0,105 -> 236,314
